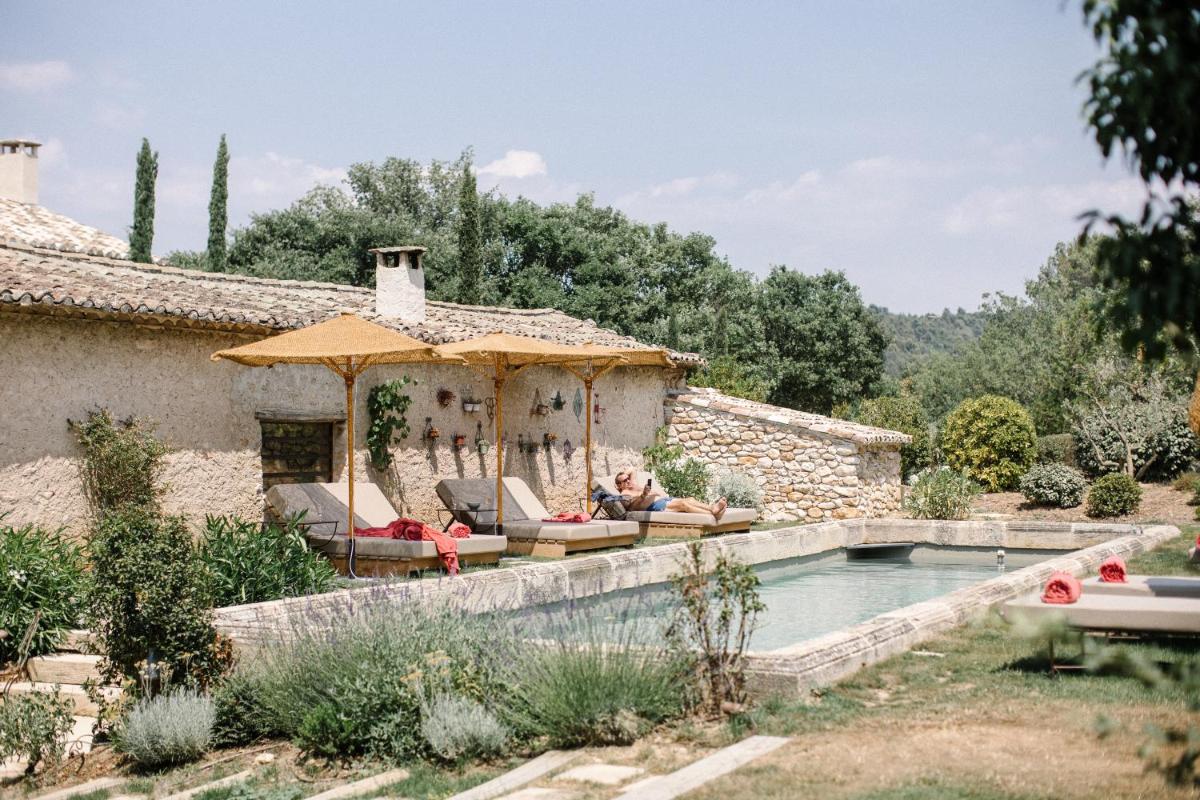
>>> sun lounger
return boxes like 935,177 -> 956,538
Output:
265,481 -> 507,576
1080,575 -> 1200,599
1000,591 -> 1200,635
436,477 -> 639,558
592,471 -> 758,538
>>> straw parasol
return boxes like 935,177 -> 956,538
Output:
558,344 -> 674,507
434,333 -> 621,525
212,313 -> 463,575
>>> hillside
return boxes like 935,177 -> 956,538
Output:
872,306 -> 987,378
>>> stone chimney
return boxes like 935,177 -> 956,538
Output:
0,139 -> 40,204
371,246 -> 427,322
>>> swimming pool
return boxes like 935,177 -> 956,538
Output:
527,546 -> 1065,651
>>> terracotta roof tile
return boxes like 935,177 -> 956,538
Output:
0,199 -> 130,259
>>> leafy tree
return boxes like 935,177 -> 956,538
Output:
688,356 -> 772,403
456,162 -> 482,305
207,134 -> 229,271
941,395 -> 1037,492
130,138 -> 158,263
758,267 -> 887,414
851,391 -> 932,477
1079,0 -> 1200,360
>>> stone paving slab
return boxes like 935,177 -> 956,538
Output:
613,736 -> 789,800
496,788 -> 578,800
305,767 -> 411,800
556,764 -> 645,786
30,776 -> 125,800
449,751 -> 578,800
160,769 -> 254,800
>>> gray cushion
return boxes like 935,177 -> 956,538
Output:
503,519 -> 639,541
305,532 -> 508,559
625,507 -> 758,527
266,482 -> 397,533
436,479 -> 528,533
1002,592 -> 1200,634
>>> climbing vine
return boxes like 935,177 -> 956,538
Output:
367,377 -> 415,469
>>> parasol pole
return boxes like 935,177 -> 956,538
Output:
494,353 -> 505,528
343,364 -> 358,578
584,369 -> 593,510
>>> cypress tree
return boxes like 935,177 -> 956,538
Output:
207,134 -> 229,271
456,163 -> 482,305
129,138 -> 158,263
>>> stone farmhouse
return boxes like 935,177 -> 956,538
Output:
0,139 -> 908,535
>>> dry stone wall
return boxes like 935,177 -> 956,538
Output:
663,390 -> 906,521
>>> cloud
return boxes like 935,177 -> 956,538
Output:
477,149 -> 548,179
941,178 -> 1148,235
233,152 -> 347,201
95,102 -> 147,131
0,60 -> 73,92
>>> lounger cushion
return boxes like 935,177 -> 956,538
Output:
266,482 -> 396,532
1002,592 -> 1200,634
503,519 -> 639,541
1082,575 -> 1200,598
624,508 -> 758,527
306,533 -> 508,559
436,478 -> 530,532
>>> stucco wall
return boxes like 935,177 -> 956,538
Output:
663,396 -> 904,521
0,313 -> 669,535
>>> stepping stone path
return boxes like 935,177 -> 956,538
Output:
556,765 -> 645,786
161,769 -> 254,800
449,751 -> 578,800
304,767 -> 411,800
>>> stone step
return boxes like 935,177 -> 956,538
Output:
25,654 -> 103,686
6,682 -> 120,717
60,630 -> 95,653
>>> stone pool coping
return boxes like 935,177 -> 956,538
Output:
213,519 -> 1180,695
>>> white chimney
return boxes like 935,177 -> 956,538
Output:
371,246 -> 427,322
0,139 -> 40,205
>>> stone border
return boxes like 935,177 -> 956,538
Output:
213,520 -> 1179,696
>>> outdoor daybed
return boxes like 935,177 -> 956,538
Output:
1000,584 -> 1200,635
436,477 -> 639,558
592,471 -> 758,538
265,481 -> 507,576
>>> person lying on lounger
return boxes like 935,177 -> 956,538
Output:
614,470 -> 728,519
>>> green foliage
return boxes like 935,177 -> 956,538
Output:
688,356 -> 772,403
130,138 -> 158,263
367,377 -> 414,469
508,613 -> 687,747
207,135 -> 229,271
70,409 -> 169,517
420,694 -> 508,764
903,467 -> 980,521
873,306 -> 988,379
710,471 -> 763,511
86,506 -> 225,691
199,515 -> 336,607
242,601 -> 511,762
643,430 -> 710,500
1086,473 -> 1143,518
1173,472 -> 1200,494
666,542 -> 764,716
941,395 -> 1036,491
115,689 -> 215,768
759,268 -> 887,414
1036,433 -> 1078,468
0,688 -> 75,774
0,521 -> 85,664
850,392 -> 932,477
456,164 -> 482,305
211,670 -> 278,748
1018,464 -> 1088,509
1080,0 -> 1200,360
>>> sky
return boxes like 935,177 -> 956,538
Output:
0,1 -> 1146,313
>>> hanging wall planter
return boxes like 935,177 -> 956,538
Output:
422,417 -> 440,442
462,397 -> 482,413
475,422 -> 490,455
453,433 -> 467,450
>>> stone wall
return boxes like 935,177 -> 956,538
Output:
663,389 -> 906,521
0,313 -> 670,535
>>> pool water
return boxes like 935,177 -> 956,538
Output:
525,546 -> 1060,652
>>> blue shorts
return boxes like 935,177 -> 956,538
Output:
648,498 -> 674,512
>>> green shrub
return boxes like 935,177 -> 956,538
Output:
941,395 -> 1037,491
0,688 -> 75,775
86,506 -> 226,691
420,694 -> 508,763
1074,402 -> 1199,480
710,471 -> 763,511
852,394 -> 932,477
643,429 -> 710,500
1,521 -> 86,664
211,669 -> 278,748
1172,471 -> 1200,493
1086,473 -> 1143,518
903,467 -> 980,521
1019,464 -> 1088,508
665,542 -> 763,716
506,618 -> 687,747
688,356 -> 772,404
200,515 -> 337,607
69,409 -> 168,516
114,689 -> 215,768
245,601 -> 511,762
1036,433 -> 1078,468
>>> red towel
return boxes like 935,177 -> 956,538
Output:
448,522 -> 471,539
1099,556 -> 1127,583
354,518 -> 462,574
541,512 -> 592,523
1041,571 -> 1082,604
